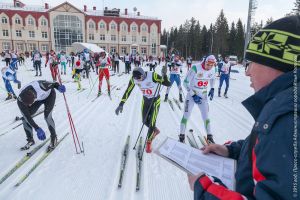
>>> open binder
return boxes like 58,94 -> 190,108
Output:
154,137 -> 237,190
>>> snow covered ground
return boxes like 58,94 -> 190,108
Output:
0,58 -> 254,200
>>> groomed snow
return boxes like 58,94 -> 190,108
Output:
0,58 -> 254,200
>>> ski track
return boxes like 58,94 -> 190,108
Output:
0,61 -> 254,200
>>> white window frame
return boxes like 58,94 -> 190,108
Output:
142,36 -> 147,43
29,31 -> 35,38
41,44 -> 48,52
121,24 -> 127,31
28,43 -> 36,51
131,25 -> 137,32
2,17 -> 8,24
89,22 -> 95,29
16,30 -> 22,37
2,30 -> 9,37
89,34 -> 94,41
110,23 -> 116,30
141,47 -> 147,54
28,18 -> 34,26
142,26 -> 147,32
2,42 -> 10,50
111,35 -> 116,41
132,36 -> 137,43
42,32 -> 48,39
121,47 -> 127,54
16,43 -> 24,51
110,46 -> 116,53
100,46 -> 106,51
99,22 -> 105,29
100,34 -> 105,41
15,17 -> 21,24
151,43 -> 156,55
41,19 -> 47,26
121,35 -> 126,42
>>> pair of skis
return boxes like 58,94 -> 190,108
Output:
186,129 -> 208,148
91,85 -> 117,102
167,98 -> 182,111
0,109 -> 45,137
117,136 -> 143,191
0,132 -> 69,186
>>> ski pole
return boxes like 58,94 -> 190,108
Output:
57,69 -> 83,154
87,69 -> 101,98
133,83 -> 162,150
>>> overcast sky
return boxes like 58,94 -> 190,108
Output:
0,0 -> 295,29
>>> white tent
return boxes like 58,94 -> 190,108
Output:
71,42 -> 106,53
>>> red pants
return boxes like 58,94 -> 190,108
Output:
98,68 -> 110,92
50,65 -> 58,81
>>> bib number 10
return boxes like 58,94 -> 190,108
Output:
197,81 -> 208,87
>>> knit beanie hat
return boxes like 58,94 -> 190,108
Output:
19,89 -> 35,106
132,67 -> 145,79
246,15 -> 300,72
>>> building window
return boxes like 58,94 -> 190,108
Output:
111,35 -> 116,41
77,35 -> 82,41
99,22 -> 105,29
16,30 -> 22,37
28,43 -> 37,51
121,47 -> 127,54
15,17 -> 21,24
151,43 -> 156,55
121,24 -> 127,31
41,19 -> 47,26
131,25 -> 137,32
89,34 -> 94,41
29,31 -> 35,38
41,44 -> 48,52
121,35 -> 126,42
100,46 -> 106,51
2,42 -> 10,50
100,34 -> 105,41
141,47 -> 147,54
2,17 -> 8,24
110,47 -> 116,53
53,15 -> 83,52
28,18 -> 34,25
141,25 -> 147,32
89,22 -> 95,29
2,30 -> 9,37
16,43 -> 24,51
142,36 -> 147,43
42,32 -> 48,39
132,36 -> 136,43
110,23 -> 116,30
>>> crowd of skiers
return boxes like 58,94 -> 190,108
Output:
1,15 -> 299,200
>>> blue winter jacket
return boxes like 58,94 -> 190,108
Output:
194,69 -> 300,200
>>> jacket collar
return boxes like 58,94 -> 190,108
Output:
242,69 -> 300,120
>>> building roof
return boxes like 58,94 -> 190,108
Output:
0,1 -> 159,21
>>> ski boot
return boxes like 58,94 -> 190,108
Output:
17,82 -> 21,89
179,94 -> 183,103
35,73 -> 38,77
20,140 -> 35,151
206,134 -> 215,144
13,94 -> 17,99
5,93 -> 12,101
47,136 -> 58,152
218,88 -> 221,97
224,93 -> 228,98
39,72 -> 42,76
146,127 -> 160,153
164,94 -> 168,102
178,134 -> 185,143
97,90 -> 102,97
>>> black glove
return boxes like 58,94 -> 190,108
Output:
115,105 -> 123,115
208,88 -> 214,101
